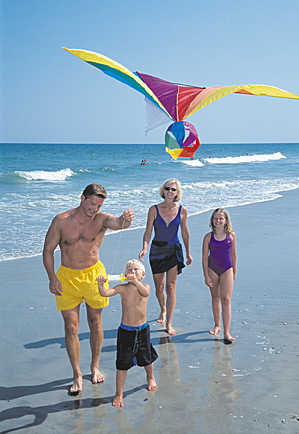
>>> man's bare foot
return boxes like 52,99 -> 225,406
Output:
148,378 -> 158,391
69,375 -> 83,394
113,395 -> 123,407
166,325 -> 176,336
157,312 -> 166,324
209,326 -> 221,335
91,368 -> 105,384
224,335 -> 235,344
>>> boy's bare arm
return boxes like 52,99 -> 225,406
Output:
126,277 -> 150,297
96,276 -> 122,297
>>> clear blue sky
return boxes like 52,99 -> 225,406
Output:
1,0 -> 299,144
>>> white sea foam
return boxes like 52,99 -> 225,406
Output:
180,159 -> 204,167
203,152 -> 285,165
15,168 -> 75,181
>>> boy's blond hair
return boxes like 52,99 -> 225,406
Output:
125,259 -> 145,277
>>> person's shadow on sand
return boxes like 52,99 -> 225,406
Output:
0,385 -> 143,433
149,327 -> 214,345
24,329 -> 117,352
1,371 -> 138,402
0,378 -> 75,401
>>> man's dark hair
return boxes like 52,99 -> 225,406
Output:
82,184 -> 107,199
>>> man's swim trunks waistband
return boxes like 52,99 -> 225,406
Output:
120,322 -> 148,331
59,261 -> 104,276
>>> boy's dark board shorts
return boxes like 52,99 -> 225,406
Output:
116,322 -> 158,370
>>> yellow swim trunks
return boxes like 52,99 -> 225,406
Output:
55,260 -> 109,311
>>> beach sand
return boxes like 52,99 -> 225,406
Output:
1,189 -> 299,433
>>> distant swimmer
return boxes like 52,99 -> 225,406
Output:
141,160 -> 150,165
202,208 -> 237,344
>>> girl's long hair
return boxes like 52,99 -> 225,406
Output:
209,208 -> 233,233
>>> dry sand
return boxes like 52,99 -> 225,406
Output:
1,189 -> 299,433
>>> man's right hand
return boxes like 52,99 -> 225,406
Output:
49,276 -> 63,296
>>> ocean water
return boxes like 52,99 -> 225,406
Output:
0,142 -> 298,262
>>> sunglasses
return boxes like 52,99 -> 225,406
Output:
164,187 -> 177,192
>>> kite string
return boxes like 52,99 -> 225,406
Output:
110,140 -> 147,275
110,215 -> 126,274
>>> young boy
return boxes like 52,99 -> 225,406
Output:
97,259 -> 158,407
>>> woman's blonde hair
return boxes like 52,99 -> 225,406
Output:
159,178 -> 182,202
209,208 -> 233,233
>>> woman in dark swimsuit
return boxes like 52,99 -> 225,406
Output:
139,179 -> 193,335
202,208 -> 237,344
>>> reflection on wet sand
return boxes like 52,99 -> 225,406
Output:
202,340 -> 241,432
90,385 -> 109,433
61,386 -> 110,434
114,393 -> 157,434
0,336 -> 241,433
67,399 -> 86,434
152,332 -> 199,431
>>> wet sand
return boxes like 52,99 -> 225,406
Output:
1,189 -> 299,433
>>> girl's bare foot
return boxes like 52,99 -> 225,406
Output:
209,326 -> 221,335
224,335 -> 235,344
113,395 -> 123,407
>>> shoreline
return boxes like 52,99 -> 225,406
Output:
2,184 -> 299,264
1,189 -> 299,433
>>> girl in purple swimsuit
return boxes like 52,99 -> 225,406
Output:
202,208 -> 237,344
139,179 -> 193,336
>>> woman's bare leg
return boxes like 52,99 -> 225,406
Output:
153,273 -> 166,323
165,266 -> 178,335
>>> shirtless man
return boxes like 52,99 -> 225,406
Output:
43,183 -> 134,394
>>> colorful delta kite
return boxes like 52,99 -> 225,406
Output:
63,48 -> 299,159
